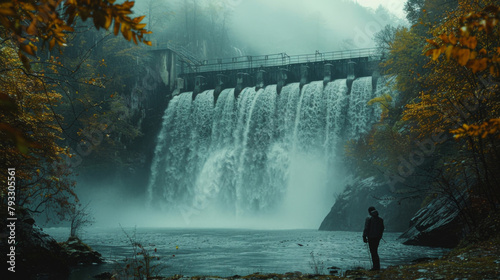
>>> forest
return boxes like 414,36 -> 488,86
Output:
0,0 -> 500,279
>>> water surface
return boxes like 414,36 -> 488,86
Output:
45,227 -> 448,278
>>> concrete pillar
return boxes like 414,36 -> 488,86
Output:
256,69 -> 266,91
214,74 -> 227,105
193,75 -> 205,100
235,72 -> 251,98
277,68 -> 288,94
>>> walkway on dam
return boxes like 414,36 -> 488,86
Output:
151,42 -> 380,74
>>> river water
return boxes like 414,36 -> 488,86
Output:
45,227 -> 448,278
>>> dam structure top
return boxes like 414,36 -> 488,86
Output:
149,42 -> 381,95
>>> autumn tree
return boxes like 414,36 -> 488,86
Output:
0,0 -> 150,218
401,1 -> 500,222
0,45 -> 76,218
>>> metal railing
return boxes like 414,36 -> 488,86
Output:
189,48 -> 379,73
151,42 -> 379,74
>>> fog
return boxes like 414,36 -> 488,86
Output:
229,0 -> 405,54
132,0 -> 406,57
61,0 -> 404,231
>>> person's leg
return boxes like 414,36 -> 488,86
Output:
368,238 -> 380,270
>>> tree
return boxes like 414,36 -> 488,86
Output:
0,0 -> 151,61
403,1 -> 500,215
0,0 -> 150,218
0,45 -> 76,217
69,202 -> 94,238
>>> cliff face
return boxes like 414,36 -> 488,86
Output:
319,177 -> 422,232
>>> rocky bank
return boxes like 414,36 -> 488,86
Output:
0,208 -> 103,280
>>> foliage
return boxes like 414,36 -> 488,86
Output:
0,0 -> 151,68
423,3 -> 500,141
0,44 -> 76,217
349,0 -> 500,229
403,1 -> 500,210
0,1 -> 150,218
368,94 -> 393,121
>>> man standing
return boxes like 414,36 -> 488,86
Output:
363,206 -> 384,270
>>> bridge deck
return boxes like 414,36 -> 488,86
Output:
187,48 -> 379,73
151,42 -> 380,74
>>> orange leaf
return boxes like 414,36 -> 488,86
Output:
445,45 -> 453,60
49,38 -> 56,49
449,33 -> 457,45
27,19 -> 37,36
20,44 -> 36,56
457,48 -> 470,66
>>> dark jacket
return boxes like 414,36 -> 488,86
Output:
363,209 -> 384,240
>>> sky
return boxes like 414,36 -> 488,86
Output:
229,0 -> 407,55
356,0 -> 406,19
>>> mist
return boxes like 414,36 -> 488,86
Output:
58,0 -> 405,231
229,0 -> 405,55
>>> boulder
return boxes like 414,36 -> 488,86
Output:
60,236 -> 104,265
398,195 -> 463,248
319,177 -> 422,232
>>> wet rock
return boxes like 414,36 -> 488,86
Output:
399,195 -> 463,248
327,266 -> 341,275
319,177 -> 422,232
60,236 -> 104,265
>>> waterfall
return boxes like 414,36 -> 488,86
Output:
147,77 -> 383,228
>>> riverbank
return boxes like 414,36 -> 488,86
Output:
88,229 -> 499,280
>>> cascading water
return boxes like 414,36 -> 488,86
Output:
147,77 -> 383,228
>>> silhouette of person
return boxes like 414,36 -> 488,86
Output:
363,206 -> 384,270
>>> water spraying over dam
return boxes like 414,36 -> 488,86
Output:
147,77 -> 382,228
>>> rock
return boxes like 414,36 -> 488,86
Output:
94,272 -> 114,279
327,266 -> 341,275
60,236 -> 104,265
319,177 -> 422,232
398,195 -> 463,248
0,208 -> 70,279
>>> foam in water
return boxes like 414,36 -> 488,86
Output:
147,78 -> 382,229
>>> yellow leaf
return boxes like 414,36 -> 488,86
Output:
432,49 -> 441,61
